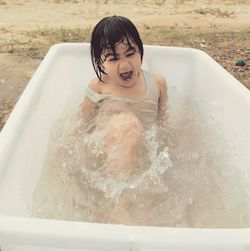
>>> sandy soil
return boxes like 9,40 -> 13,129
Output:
0,0 -> 250,130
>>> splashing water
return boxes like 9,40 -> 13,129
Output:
32,85 -> 250,227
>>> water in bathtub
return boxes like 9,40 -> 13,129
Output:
32,84 -> 250,227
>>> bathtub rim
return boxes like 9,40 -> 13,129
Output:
0,44 -> 60,173
0,214 -> 250,250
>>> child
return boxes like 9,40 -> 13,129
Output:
80,15 -> 167,178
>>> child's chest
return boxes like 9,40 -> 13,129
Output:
101,80 -> 146,99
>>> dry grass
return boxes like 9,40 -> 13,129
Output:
15,0 -> 249,4
220,0 -> 249,4
26,26 -> 92,42
0,26 -> 92,58
194,8 -> 234,18
1,23 -> 249,64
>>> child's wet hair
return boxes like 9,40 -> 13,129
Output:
90,15 -> 144,81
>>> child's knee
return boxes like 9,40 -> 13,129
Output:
107,112 -> 143,142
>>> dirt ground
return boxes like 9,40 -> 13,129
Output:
0,0 -> 250,130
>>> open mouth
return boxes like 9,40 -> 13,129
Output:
119,71 -> 133,81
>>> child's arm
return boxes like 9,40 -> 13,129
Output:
153,73 -> 168,120
78,79 -> 102,125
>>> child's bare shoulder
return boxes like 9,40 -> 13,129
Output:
88,78 -> 103,94
151,72 -> 167,91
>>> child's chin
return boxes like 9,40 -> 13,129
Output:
120,79 -> 135,87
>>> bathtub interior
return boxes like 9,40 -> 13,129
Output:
0,43 -> 250,221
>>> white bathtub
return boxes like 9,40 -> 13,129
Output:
0,43 -> 250,251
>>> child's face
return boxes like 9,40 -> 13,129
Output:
101,40 -> 142,88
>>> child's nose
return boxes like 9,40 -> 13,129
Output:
119,58 -> 131,71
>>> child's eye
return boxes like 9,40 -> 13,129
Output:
127,52 -> 135,57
